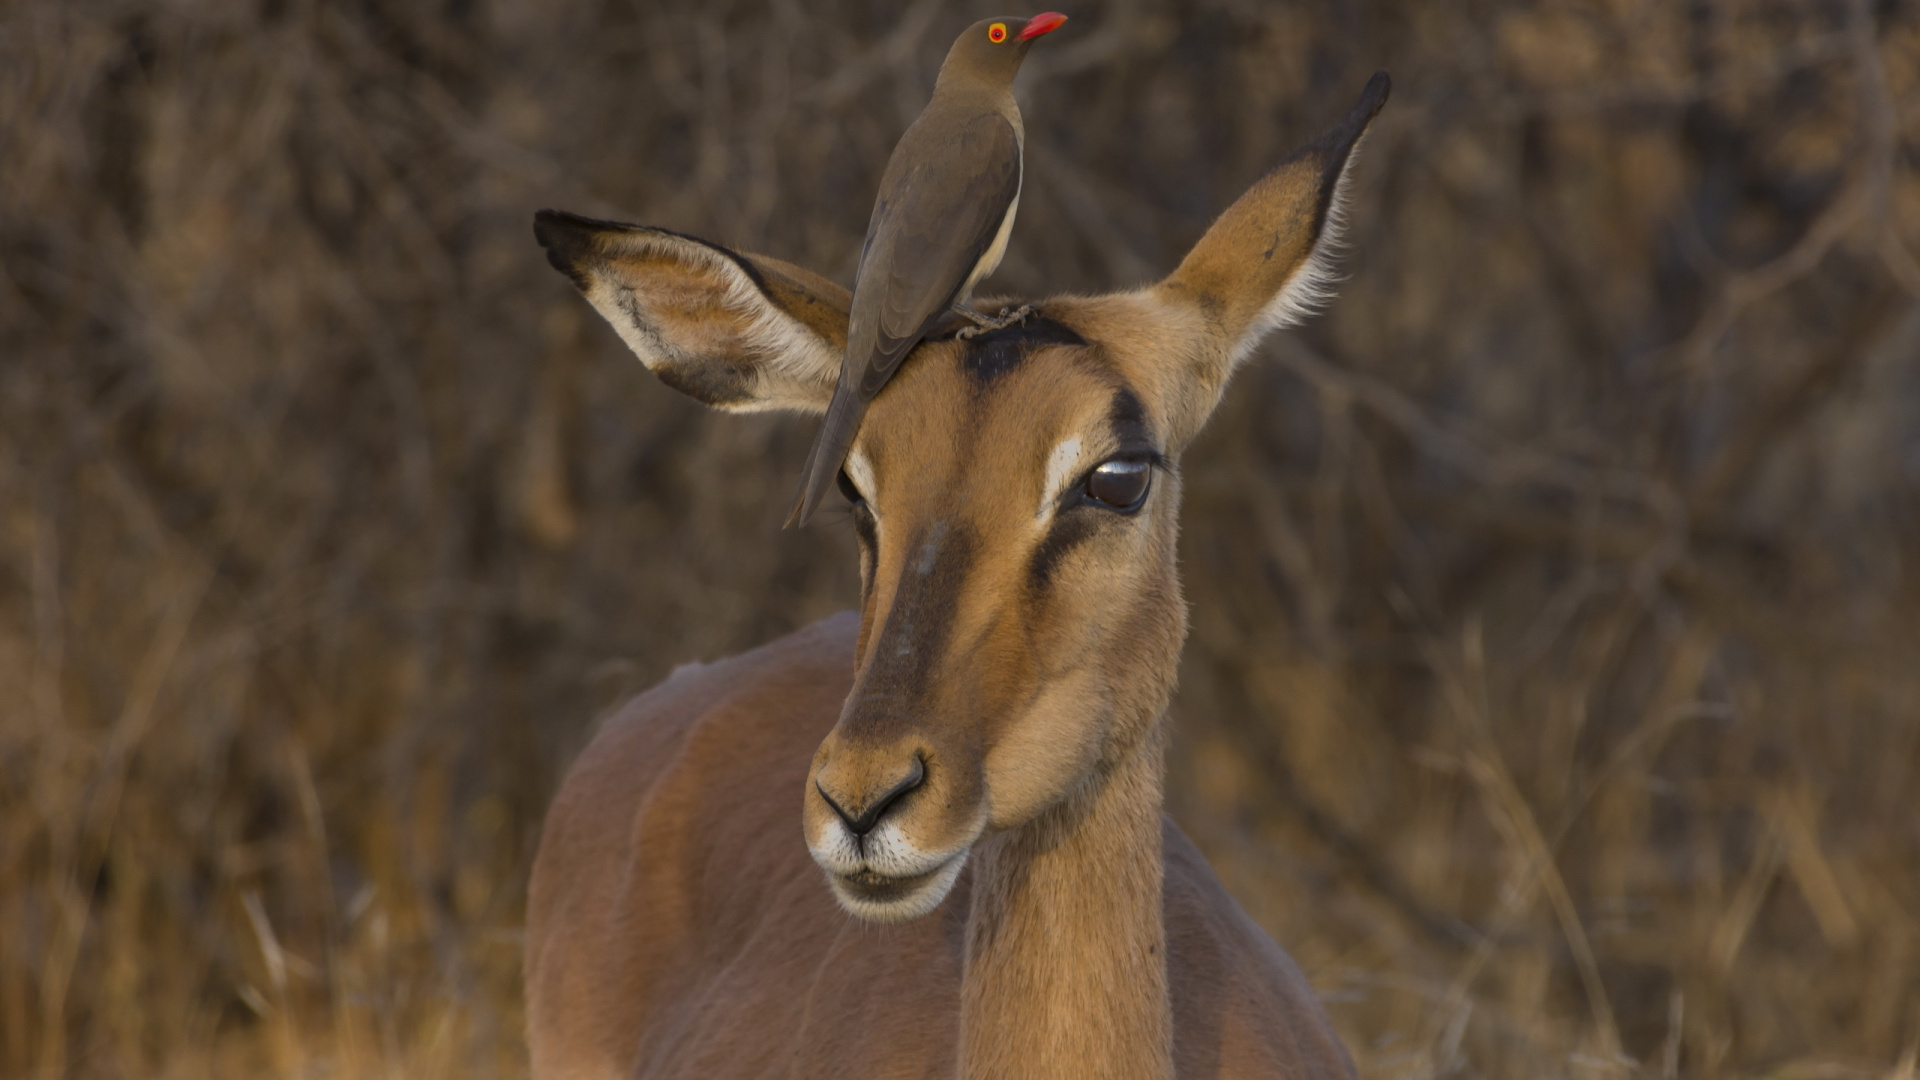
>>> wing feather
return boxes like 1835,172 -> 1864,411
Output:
847,110 -> 1022,397
790,108 -> 1021,526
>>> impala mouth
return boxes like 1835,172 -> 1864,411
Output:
825,851 -> 969,923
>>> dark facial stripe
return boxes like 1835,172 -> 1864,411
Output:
844,520 -> 978,742
1028,510 -> 1100,593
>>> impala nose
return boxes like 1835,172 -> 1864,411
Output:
816,756 -> 925,837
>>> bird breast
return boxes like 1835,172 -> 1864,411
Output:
960,160 -> 1021,303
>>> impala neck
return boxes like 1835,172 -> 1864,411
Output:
958,718 -> 1174,1080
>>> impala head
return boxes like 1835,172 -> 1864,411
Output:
536,74 -> 1388,922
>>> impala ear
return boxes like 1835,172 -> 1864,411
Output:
534,210 -> 849,413
1148,72 -> 1389,442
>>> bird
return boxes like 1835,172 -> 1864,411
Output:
787,11 -> 1068,527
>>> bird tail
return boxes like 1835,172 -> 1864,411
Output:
786,375 -> 867,528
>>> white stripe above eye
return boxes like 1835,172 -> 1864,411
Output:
1038,436 -> 1084,521
846,448 -> 877,504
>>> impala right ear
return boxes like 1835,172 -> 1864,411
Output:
534,210 -> 850,414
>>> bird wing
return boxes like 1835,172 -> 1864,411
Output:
848,109 -> 1022,397
788,109 -> 1021,527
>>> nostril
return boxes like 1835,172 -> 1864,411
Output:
816,783 -> 858,833
855,756 -> 925,834
819,756 -> 926,838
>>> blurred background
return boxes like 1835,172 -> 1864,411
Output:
4,0 -> 1918,1076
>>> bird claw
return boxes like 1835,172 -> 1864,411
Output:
953,304 -> 1036,340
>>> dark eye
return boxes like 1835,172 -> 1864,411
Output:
836,470 -> 865,507
1084,459 -> 1151,512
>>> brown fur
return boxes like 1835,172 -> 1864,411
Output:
528,618 -> 1356,1079
527,74 -> 1389,1079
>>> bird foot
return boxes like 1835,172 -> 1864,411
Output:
953,304 -> 1036,339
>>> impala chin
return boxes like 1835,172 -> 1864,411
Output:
807,819 -> 979,923
827,850 -> 970,923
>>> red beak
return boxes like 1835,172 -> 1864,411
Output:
1018,11 -> 1068,40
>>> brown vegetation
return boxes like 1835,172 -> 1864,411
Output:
2,0 -> 1916,1077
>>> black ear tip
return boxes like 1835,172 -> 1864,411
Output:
1310,70 -> 1389,160
533,208 -> 594,252
1354,70 -> 1391,124
534,209 -> 599,290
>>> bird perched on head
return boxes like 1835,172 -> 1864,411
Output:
787,11 -> 1069,527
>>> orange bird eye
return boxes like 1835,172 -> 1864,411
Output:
988,22 -> 1007,43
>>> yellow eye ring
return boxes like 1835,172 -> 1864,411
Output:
988,23 -> 1007,43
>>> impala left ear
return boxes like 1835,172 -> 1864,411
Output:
1148,72 -> 1389,443
535,210 -> 850,414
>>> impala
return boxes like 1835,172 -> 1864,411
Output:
525,72 -> 1390,1080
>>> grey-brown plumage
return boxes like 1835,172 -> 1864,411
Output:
788,12 -> 1068,527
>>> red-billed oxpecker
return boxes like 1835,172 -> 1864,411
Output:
787,12 -> 1068,527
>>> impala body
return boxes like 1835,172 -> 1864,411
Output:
526,73 -> 1390,1080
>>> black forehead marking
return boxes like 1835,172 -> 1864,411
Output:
959,313 -> 1089,385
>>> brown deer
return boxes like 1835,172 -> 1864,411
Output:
525,72 -> 1390,1080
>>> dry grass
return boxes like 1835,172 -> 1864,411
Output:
3,0 -> 1917,1077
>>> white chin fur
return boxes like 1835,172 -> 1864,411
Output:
807,819 -> 973,923
825,850 -> 969,924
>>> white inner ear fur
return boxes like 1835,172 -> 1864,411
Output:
1225,144 -> 1364,370
584,232 -> 840,414
1037,436 -> 1085,522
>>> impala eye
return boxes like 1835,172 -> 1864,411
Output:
1085,459 -> 1151,512
836,470 -> 865,507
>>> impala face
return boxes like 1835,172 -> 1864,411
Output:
532,67 -> 1386,928
800,317 -> 1188,920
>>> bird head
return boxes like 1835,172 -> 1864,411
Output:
941,13 -> 1069,85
